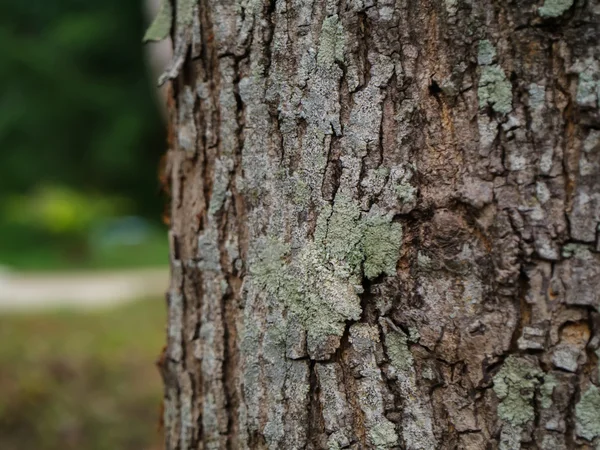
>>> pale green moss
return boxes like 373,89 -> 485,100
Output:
493,356 -> 542,426
478,65 -> 513,114
385,329 -> 414,372
538,0 -> 574,17
575,384 -> 600,441
477,40 -> 496,66
143,0 -> 172,42
317,15 -> 345,68
363,216 -> 402,279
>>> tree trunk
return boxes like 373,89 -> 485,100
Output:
159,0 -> 600,448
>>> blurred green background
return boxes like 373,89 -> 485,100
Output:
0,0 -> 168,271
0,1 -> 169,449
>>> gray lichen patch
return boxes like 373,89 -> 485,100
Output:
538,0 -> 574,17
250,238 -> 361,359
323,195 -> 365,274
477,40 -> 496,66
368,422 -> 399,449
250,196 -> 403,359
395,181 -> 417,205
382,323 -> 438,449
574,58 -> 600,108
478,65 -> 513,114
317,15 -> 345,68
575,384 -> 600,441
348,324 -> 400,448
363,215 -> 403,279
493,356 -> 542,426
384,327 -> 414,372
208,159 -> 230,216
318,196 -> 403,280
417,252 -> 433,270
540,373 -> 559,409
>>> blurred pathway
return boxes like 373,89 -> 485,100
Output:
0,268 -> 169,311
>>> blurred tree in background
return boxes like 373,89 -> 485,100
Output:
0,0 -> 167,269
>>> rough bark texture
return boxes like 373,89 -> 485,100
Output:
159,0 -> 600,448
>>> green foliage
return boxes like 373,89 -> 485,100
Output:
0,1 -> 165,218
0,298 -> 166,450
4,185 -> 127,236
143,0 -> 172,42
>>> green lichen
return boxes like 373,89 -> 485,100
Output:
327,440 -> 341,450
143,0 -> 173,42
319,196 -> 402,280
363,215 -> 402,279
325,196 -> 365,272
477,40 -> 496,66
251,239 -> 361,356
538,0 -> 574,17
395,182 -> 417,204
562,243 -> 591,258
251,197 -> 403,357
385,329 -> 414,372
597,348 -> 600,384
417,251 -> 433,270
177,0 -> 195,27
540,373 -> 558,409
575,384 -> 600,441
408,327 -> 421,343
317,15 -> 345,68
478,65 -> 513,114
373,167 -> 390,183
368,422 -> 399,448
576,62 -> 600,108
444,0 -> 458,15
493,356 -> 542,426
208,166 -> 229,216
250,238 -> 289,290
292,178 -> 311,207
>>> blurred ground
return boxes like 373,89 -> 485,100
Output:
0,2 -> 170,448
0,268 -> 169,311
0,298 -> 166,450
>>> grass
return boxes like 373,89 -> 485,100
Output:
0,298 -> 166,450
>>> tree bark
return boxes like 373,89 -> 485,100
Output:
159,0 -> 600,448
